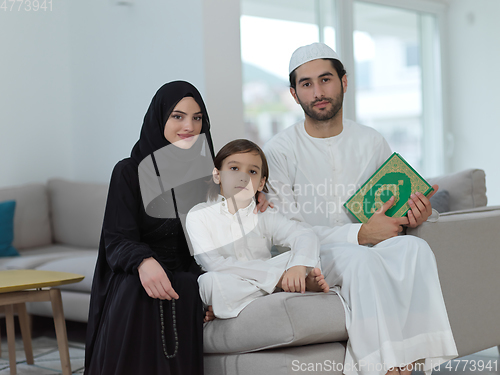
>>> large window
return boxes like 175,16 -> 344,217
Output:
240,0 -> 336,145
240,0 -> 445,177
353,2 -> 442,173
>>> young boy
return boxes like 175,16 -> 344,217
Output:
186,139 -> 329,319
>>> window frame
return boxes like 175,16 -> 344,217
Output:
335,0 -> 448,176
239,0 -> 449,175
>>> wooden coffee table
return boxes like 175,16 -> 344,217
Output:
0,270 -> 84,375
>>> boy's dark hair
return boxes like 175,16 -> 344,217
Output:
289,58 -> 346,90
208,139 -> 269,201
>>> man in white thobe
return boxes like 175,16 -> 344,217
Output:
263,42 -> 457,375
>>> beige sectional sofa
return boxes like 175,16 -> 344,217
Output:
1,170 -> 499,375
0,179 -> 107,322
204,169 -> 500,375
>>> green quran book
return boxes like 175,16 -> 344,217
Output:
344,152 -> 434,223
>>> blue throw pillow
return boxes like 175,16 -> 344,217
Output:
0,200 -> 20,257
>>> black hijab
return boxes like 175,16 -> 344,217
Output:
130,81 -> 215,164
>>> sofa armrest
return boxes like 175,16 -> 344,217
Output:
427,169 -> 487,211
407,206 -> 500,357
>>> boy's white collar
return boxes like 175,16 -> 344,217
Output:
215,194 -> 256,216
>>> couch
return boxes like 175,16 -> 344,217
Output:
202,169 -> 500,375
0,179 -> 105,322
0,170 -> 499,375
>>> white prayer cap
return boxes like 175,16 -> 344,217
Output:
289,42 -> 341,74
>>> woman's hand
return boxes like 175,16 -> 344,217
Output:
138,257 -> 179,300
254,191 -> 274,214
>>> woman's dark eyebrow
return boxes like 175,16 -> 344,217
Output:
171,110 -> 203,115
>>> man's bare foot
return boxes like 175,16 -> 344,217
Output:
386,367 -> 400,375
204,305 -> 215,323
399,361 -> 415,375
305,268 -> 329,293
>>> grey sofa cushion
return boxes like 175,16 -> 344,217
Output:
36,253 -> 97,293
205,342 -> 346,375
204,291 -> 347,354
427,169 -> 487,211
0,245 -> 94,270
48,178 -> 108,248
429,190 -> 450,213
26,290 -> 91,323
0,183 -> 52,250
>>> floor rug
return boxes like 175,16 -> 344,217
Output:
0,336 -> 84,374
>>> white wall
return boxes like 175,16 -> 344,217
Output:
202,0 -> 245,153
0,3 -> 73,185
3,0 -> 497,206
67,0 -> 206,182
446,0 -> 500,205
0,0 -> 243,187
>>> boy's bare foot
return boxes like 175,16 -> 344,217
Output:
386,367 -> 400,375
305,268 -> 329,293
399,361 -> 415,375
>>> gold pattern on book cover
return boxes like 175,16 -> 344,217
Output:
345,154 -> 431,223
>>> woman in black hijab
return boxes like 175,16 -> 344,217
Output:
85,81 -> 217,375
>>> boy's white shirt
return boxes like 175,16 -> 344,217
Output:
186,195 -> 320,295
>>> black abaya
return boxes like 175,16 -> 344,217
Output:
85,81 -> 215,375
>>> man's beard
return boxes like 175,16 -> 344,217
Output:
297,84 -> 344,122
